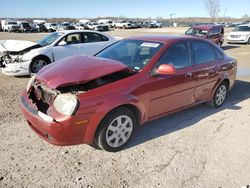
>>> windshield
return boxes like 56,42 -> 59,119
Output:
51,23 -> 57,26
96,40 -> 163,71
185,28 -> 207,37
234,26 -> 250,31
37,32 -> 63,46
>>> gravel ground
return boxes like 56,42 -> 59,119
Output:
0,28 -> 250,188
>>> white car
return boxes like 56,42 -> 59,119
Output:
75,23 -> 86,30
227,24 -> 250,44
0,30 -> 117,76
113,20 -> 132,29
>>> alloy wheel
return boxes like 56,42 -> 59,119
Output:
215,84 -> 227,106
105,115 -> 133,148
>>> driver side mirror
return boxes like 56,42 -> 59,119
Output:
152,64 -> 176,76
58,41 -> 67,46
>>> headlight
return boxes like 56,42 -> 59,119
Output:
26,75 -> 36,92
53,94 -> 78,116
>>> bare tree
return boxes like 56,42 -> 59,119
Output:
242,14 -> 249,19
205,0 -> 220,21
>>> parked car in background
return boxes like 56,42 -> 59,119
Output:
44,23 -> 58,32
0,30 -> 117,76
17,21 -> 32,32
1,20 -> 20,32
58,22 -> 75,31
32,23 -> 48,32
75,22 -> 88,30
86,22 -> 108,31
97,19 -> 113,28
20,35 -> 237,151
113,20 -> 133,29
128,21 -> 140,28
227,24 -> 250,44
185,24 -> 224,46
141,21 -> 162,28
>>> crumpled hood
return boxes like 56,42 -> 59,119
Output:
36,55 -> 128,89
0,40 -> 38,52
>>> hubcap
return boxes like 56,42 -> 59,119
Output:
106,115 -> 133,148
32,60 -> 47,73
215,85 -> 227,106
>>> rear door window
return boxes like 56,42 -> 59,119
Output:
190,40 -> 217,64
83,33 -> 109,43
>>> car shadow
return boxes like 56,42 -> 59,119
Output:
222,45 -> 241,50
126,79 -> 250,150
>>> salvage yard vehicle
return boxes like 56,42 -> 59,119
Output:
0,30 -> 116,76
86,22 -> 108,31
75,23 -> 87,30
185,24 -> 224,46
44,23 -> 58,32
17,21 -> 32,32
20,35 -> 237,152
58,22 -> 75,31
32,23 -> 48,32
1,20 -> 20,32
226,24 -> 250,44
113,20 -> 133,29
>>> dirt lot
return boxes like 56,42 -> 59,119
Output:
0,28 -> 250,188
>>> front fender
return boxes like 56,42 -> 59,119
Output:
82,93 -> 146,143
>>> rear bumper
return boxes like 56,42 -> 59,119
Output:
20,92 -> 90,146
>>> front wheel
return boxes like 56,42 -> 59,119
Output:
207,82 -> 228,108
95,107 -> 136,152
30,58 -> 50,74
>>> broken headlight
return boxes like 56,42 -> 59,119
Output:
26,75 -> 36,92
53,94 -> 78,116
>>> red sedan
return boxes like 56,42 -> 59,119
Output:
20,35 -> 237,152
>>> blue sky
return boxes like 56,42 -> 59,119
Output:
0,0 -> 249,18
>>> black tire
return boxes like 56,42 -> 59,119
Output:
94,107 -> 137,152
248,37 -> 250,45
207,81 -> 228,108
30,57 -> 50,74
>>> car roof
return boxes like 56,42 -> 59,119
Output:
125,35 -> 205,44
192,24 -> 223,30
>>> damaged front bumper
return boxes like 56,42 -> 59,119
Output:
20,90 -> 91,145
1,60 -> 31,76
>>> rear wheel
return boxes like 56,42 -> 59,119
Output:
248,37 -> 250,45
208,82 -> 228,108
95,107 -> 136,152
30,57 -> 50,74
